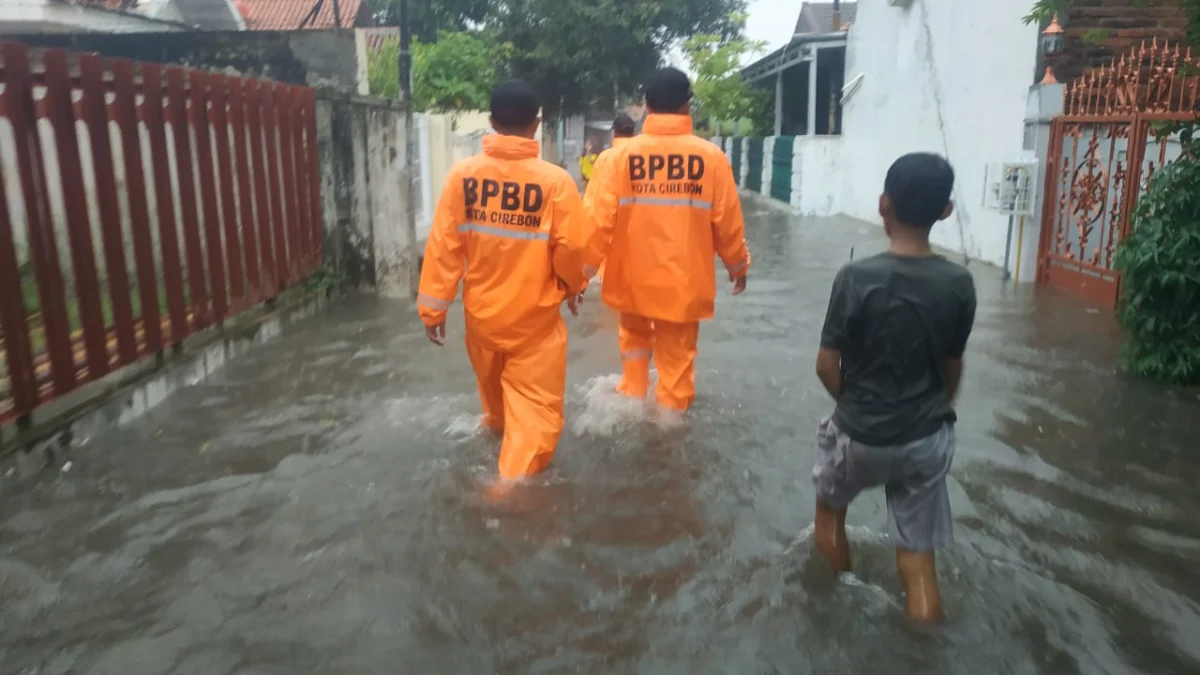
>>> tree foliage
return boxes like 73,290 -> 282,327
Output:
367,0 -> 746,118
414,32 -> 506,112
367,31 -> 504,113
367,38 -> 402,100
490,0 -> 746,118
683,15 -> 767,131
1022,0 -> 1073,26
367,0 -> 496,44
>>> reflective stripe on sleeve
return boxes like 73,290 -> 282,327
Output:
418,293 -> 452,311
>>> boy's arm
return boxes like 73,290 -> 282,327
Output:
815,268 -> 854,400
946,275 -> 978,401
583,151 -> 621,275
417,170 -> 467,344
711,153 -> 751,290
550,173 -> 592,296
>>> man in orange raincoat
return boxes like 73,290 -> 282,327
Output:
418,79 -> 592,480
583,113 -> 638,286
585,68 -> 750,415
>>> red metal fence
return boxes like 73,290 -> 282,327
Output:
1038,40 -> 1198,307
0,42 -> 322,425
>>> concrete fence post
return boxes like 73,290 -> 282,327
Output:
761,137 -> 774,198
790,137 -> 804,212
739,138 -> 750,186
1018,81 -> 1064,284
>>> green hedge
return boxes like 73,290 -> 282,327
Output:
771,136 -> 794,202
1114,145 -> 1200,385
745,138 -> 763,192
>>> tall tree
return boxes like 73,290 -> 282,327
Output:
491,0 -> 747,120
368,0 -> 746,117
683,14 -> 768,132
367,0 -> 496,43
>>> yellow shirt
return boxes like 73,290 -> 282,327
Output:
580,152 -> 599,181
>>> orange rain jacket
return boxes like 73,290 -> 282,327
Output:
418,134 -> 592,351
582,136 -> 631,282
585,114 -> 750,323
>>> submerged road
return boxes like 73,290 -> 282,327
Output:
2,198 -> 1199,674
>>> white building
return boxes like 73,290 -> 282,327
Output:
738,0 -> 1041,273
0,0 -> 248,34
837,0 -> 1039,272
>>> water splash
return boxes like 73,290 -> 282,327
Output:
385,394 -> 474,434
569,374 -> 652,437
445,413 -> 486,441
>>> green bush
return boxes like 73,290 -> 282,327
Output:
1113,139 -> 1200,385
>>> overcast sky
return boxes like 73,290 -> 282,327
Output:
665,0 -> 798,71
744,0 -> 799,55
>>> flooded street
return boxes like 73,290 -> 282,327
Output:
3,198 -> 1199,675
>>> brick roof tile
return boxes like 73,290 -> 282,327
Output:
241,0 -> 362,30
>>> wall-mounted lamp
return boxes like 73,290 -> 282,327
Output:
1040,13 -> 1065,84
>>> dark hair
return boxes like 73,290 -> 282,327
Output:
644,68 -> 692,113
612,113 -> 636,137
490,79 -> 540,129
884,153 -> 955,229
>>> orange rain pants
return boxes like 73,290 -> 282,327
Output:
417,134 -> 591,479
467,320 -> 568,478
617,314 -> 699,411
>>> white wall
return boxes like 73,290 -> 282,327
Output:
411,111 -> 544,247
792,136 -> 844,217
366,107 -> 415,299
838,0 -> 1039,266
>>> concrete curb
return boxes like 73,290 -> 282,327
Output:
0,287 -> 335,478
739,188 -> 794,213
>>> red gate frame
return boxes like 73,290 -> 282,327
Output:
1037,40 -> 1200,308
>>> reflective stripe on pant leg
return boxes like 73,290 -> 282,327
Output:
617,313 -> 654,399
465,337 -> 506,432
496,318 -> 568,479
653,320 -> 699,411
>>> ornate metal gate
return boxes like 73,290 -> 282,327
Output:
1038,40 -> 1197,307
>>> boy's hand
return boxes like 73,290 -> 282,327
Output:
425,322 -> 446,346
732,275 -> 747,296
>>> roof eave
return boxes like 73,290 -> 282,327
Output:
740,32 -> 848,84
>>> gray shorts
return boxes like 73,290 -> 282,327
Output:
812,417 -> 955,552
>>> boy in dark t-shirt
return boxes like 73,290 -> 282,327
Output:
812,152 -> 976,622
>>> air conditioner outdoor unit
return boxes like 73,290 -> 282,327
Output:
982,162 -> 1039,217
887,0 -> 915,7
